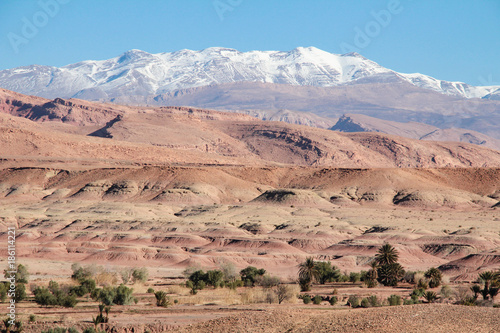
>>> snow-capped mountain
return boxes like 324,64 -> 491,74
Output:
0,47 -> 497,100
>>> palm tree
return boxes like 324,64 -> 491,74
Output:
377,262 -> 405,286
424,291 -> 438,303
365,261 -> 378,288
298,257 -> 320,286
375,243 -> 399,266
489,286 -> 499,301
470,284 -> 481,300
424,267 -> 443,288
479,271 -> 495,300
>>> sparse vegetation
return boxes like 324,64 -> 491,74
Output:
424,267 -> 443,288
312,295 -> 322,304
33,283 -> 78,308
4,264 -> 29,284
132,268 -> 149,284
274,284 -> 296,304
91,284 -> 135,306
347,295 -> 360,308
155,291 -> 172,307
240,266 -> 266,287
387,294 -> 402,306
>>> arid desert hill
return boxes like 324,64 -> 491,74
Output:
0,88 -> 499,283
1,88 -> 500,168
0,165 -> 499,282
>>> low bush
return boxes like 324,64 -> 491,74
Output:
360,298 -> 370,308
349,272 -> 361,284
274,284 -> 296,304
387,294 -> 401,306
313,295 -> 322,304
91,284 -> 135,305
403,298 -> 414,305
424,291 -> 438,303
34,284 -> 78,308
240,266 -> 266,287
347,295 -> 360,308
302,295 -> 312,304
411,288 -> 426,297
329,296 -> 338,305
42,328 -> 79,333
155,291 -> 171,307
132,268 -> 149,284
367,295 -> 380,307
259,275 -> 281,288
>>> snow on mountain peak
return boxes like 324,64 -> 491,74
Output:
0,47 -> 497,100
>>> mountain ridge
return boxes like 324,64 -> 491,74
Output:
1,47 -> 498,101
1,88 -> 500,169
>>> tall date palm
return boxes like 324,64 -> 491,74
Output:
375,243 -> 399,266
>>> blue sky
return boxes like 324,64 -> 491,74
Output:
0,0 -> 498,86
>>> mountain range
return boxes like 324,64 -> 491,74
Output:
1,47 -> 498,100
1,47 -> 500,142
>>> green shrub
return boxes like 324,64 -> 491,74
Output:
240,266 -> 266,287
154,291 -> 171,307
387,294 -> 401,306
313,295 -> 322,304
339,274 -> 350,283
206,270 -> 224,288
410,294 -> 420,303
70,279 -> 96,297
132,268 -> 149,284
298,277 -> 311,292
417,278 -> 428,290
360,298 -> 370,308
4,264 -> 29,284
71,263 -> 94,282
42,328 -> 71,333
259,275 -> 281,288
34,287 -> 58,306
83,328 -> 102,333
92,285 -> 135,305
48,280 -> 59,293
461,296 -> 477,306
29,314 -> 36,323
114,284 -> 135,305
367,295 -> 379,307
424,267 -> 443,288
403,298 -> 414,305
411,288 -> 426,297
14,283 -> 27,302
424,291 -> 437,303
349,272 -> 361,284
347,295 -> 360,308
315,261 -> 341,284
147,287 -> 155,293
329,296 -> 338,305
302,295 -> 312,304
42,328 -> 79,333
0,283 -> 7,302
34,286 -> 78,308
